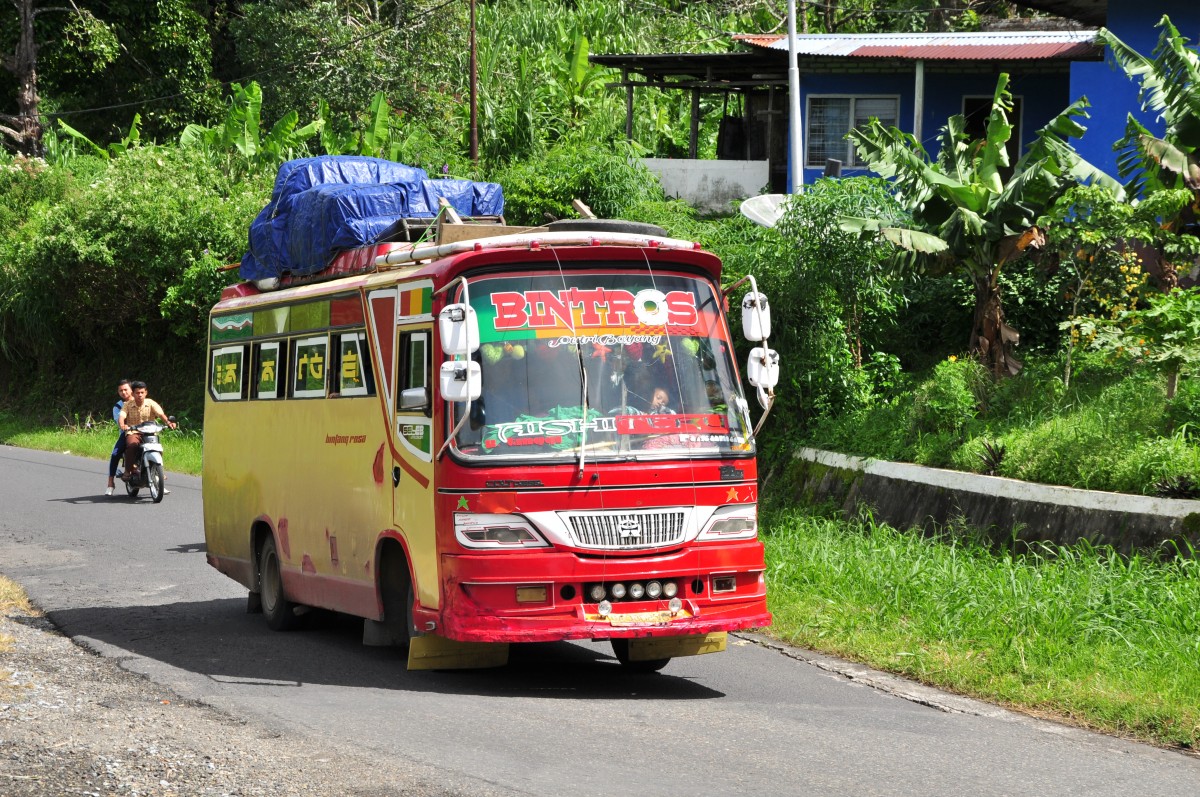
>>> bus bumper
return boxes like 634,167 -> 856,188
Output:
429,540 -> 771,644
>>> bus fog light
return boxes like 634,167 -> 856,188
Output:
669,597 -> 683,615
645,581 -> 662,599
629,583 -> 645,599
610,583 -> 626,599
663,581 -> 678,598
598,600 -> 612,617
588,584 -> 607,602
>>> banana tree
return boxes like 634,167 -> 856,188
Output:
1099,16 -> 1200,283
844,73 -> 1123,377
180,82 -> 321,172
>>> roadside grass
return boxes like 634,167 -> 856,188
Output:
806,354 -> 1200,496
0,412 -> 202,477
762,507 -> 1200,751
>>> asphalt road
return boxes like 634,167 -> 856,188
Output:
2,444 -> 1198,796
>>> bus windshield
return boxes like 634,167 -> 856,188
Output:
451,269 -> 754,461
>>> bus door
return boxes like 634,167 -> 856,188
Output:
370,282 -> 438,608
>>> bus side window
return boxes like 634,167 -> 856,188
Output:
252,340 -> 286,400
333,330 -> 375,398
397,331 -> 430,416
291,335 -> 328,399
210,345 -> 248,401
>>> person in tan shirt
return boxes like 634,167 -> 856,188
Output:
118,381 -> 176,478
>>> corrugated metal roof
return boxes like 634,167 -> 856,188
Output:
735,30 -> 1100,60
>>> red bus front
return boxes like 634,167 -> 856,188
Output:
418,247 -> 771,653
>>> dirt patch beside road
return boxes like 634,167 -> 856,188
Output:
0,608 -> 466,796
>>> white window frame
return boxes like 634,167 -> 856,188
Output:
805,94 -> 901,168
292,335 -> 329,399
254,340 -> 283,400
337,332 -> 371,397
211,345 -> 245,402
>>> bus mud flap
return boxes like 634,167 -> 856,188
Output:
627,632 -> 727,661
407,635 -> 510,670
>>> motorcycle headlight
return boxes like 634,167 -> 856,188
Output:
454,513 -> 550,549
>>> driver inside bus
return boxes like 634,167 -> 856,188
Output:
119,381 -> 176,480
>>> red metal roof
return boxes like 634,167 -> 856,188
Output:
735,31 -> 1101,61
851,42 -> 1099,59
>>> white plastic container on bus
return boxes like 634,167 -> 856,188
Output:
741,291 -> 771,341
438,304 -> 479,355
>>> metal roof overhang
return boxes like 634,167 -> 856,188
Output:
591,50 -> 1087,91
589,51 -> 790,89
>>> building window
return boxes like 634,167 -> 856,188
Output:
806,96 -> 900,168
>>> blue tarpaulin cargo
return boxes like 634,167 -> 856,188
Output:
240,156 -> 504,282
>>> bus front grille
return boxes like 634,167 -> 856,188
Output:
563,509 -> 687,550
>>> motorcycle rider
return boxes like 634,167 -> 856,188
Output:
105,378 -> 133,497
118,381 -> 176,484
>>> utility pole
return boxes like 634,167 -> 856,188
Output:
469,0 -> 479,165
787,0 -> 803,194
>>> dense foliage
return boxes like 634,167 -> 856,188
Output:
2,2 -> 1199,494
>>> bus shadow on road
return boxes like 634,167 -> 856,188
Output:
48,599 -> 727,701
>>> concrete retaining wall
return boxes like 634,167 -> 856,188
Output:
790,447 -> 1200,555
642,158 -> 769,215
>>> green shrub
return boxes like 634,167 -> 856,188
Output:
489,138 -> 664,225
908,357 -> 988,436
1166,376 -> 1200,438
0,146 -> 270,420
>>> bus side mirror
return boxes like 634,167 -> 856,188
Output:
439,304 -> 480,355
741,291 -> 771,341
399,386 -> 430,411
440,361 -> 481,402
747,347 -> 780,390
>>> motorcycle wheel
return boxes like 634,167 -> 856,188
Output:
148,464 -> 165,503
125,478 -> 139,498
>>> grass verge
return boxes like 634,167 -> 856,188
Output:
763,507 -> 1200,751
0,412 -> 202,477
805,353 -> 1200,496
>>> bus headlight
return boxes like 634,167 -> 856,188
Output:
454,514 -> 550,549
698,505 -> 758,540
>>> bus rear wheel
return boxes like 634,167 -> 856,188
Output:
610,639 -> 671,673
259,536 -> 300,631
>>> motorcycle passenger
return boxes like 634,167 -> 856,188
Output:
119,381 -> 176,483
105,378 -> 133,497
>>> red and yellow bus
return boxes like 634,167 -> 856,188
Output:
203,221 -> 779,671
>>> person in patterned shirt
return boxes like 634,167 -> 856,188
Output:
118,381 -> 176,479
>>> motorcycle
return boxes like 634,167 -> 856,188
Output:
117,418 -> 174,503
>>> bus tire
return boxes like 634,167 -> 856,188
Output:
610,639 -> 671,673
259,535 -> 300,631
380,552 -> 416,649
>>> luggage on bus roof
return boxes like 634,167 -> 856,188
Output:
240,156 -> 504,282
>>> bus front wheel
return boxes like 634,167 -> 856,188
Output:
380,553 -> 417,648
259,536 -> 300,631
610,639 -> 670,673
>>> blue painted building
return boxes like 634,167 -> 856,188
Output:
593,1 -> 1199,207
